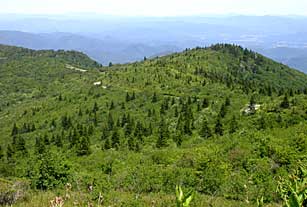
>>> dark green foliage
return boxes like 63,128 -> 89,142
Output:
11,123 -> 18,137
6,145 -> 14,161
104,138 -> 111,150
15,136 -> 27,154
202,98 -> 209,108
107,113 -> 114,131
30,152 -> 71,190
250,94 -> 256,106
225,97 -> 231,106
219,103 -> 227,118
101,127 -> 109,140
280,95 -> 290,109
35,137 -> 45,154
77,136 -> 91,156
214,116 -> 223,136
0,146 -> 3,160
134,121 -> 144,142
152,92 -> 158,103
177,103 -> 193,135
156,118 -> 169,148
229,115 -> 238,134
92,102 -> 99,112
257,115 -> 267,130
111,130 -> 120,149
54,135 -> 63,148
200,118 -> 212,139
173,132 -> 183,146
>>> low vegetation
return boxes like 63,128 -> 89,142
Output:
1,44 -> 307,206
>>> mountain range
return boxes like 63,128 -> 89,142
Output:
1,15 -> 307,72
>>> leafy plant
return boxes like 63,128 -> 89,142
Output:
175,185 -> 194,207
257,196 -> 264,207
277,167 -> 307,207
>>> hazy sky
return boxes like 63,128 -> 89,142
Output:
1,0 -> 307,16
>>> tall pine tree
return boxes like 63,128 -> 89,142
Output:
156,118 -> 169,148
200,118 -> 212,139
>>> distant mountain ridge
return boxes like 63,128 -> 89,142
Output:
0,30 -> 180,65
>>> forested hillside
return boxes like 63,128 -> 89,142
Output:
1,44 -> 307,206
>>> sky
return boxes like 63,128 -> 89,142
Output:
1,0 -> 307,16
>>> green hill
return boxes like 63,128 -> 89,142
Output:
1,44 -> 307,206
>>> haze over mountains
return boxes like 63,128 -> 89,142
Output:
1,14 -> 307,72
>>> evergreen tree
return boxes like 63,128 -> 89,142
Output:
6,144 -> 15,161
109,101 -> 115,110
87,125 -> 94,136
124,116 -> 134,137
200,118 -> 212,139
276,114 -> 283,127
77,136 -> 91,156
92,102 -> 99,113
225,97 -> 231,106
156,118 -> 169,148
134,121 -> 144,142
257,115 -> 266,130
219,103 -> 227,118
55,135 -> 63,148
229,115 -> 238,134
147,123 -> 153,136
183,116 -> 192,135
43,134 -> 50,145
176,114 -> 185,135
111,130 -> 120,149
174,106 -> 179,117
35,137 -> 46,154
11,123 -> 18,137
171,97 -> 176,105
104,138 -> 111,150
121,113 -> 128,127
0,145 -> 3,160
214,116 -> 223,136
100,128 -> 109,142
131,91 -> 136,100
125,92 -> 130,102
78,108 -> 83,116
280,95 -> 290,109
197,102 -> 201,112
177,103 -> 193,135
15,136 -> 27,154
250,94 -> 256,106
128,136 -> 136,151
69,128 -> 80,148
121,102 -> 126,109
31,123 -> 36,132
152,92 -> 158,103
50,119 -> 57,129
173,132 -> 183,147
61,115 -> 72,130
202,98 -> 209,108
107,113 -> 114,131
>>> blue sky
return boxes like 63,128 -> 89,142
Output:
1,0 -> 307,16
